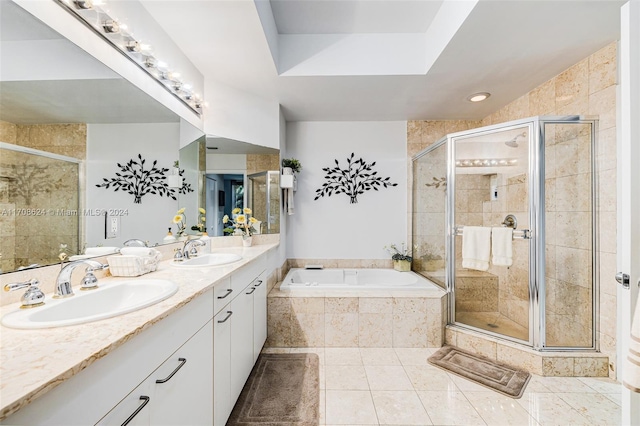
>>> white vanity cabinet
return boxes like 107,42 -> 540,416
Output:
213,255 -> 267,425
1,289 -> 215,426
253,271 -> 268,362
97,319 -> 214,425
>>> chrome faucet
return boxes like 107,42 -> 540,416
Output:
123,239 -> 148,247
4,278 -> 45,308
181,239 -> 205,260
55,260 -> 109,298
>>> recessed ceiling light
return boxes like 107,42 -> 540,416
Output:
467,92 -> 491,102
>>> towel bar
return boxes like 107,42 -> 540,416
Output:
454,225 -> 531,240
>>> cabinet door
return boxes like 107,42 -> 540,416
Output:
213,308 -> 232,426
229,287 -> 254,402
149,320 -> 214,426
253,273 -> 268,362
96,382 -> 152,426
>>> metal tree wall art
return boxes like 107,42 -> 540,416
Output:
96,154 -> 180,204
314,153 -> 398,204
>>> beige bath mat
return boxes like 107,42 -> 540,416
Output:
227,353 -> 320,426
428,346 -> 530,398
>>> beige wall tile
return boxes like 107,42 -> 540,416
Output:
325,313 -> 359,347
392,313 -> 428,347
359,313 -> 393,347
529,78 -> 556,115
574,357 -> 609,377
496,344 -> 543,375
456,332 -> 496,360
588,85 -> 616,131
555,57 -> 589,110
325,297 -> 358,313
291,297 -> 325,314
542,357 -> 575,376
291,313 -> 325,347
360,297 -> 393,313
589,42 -> 617,94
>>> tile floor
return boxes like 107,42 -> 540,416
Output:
262,347 -> 622,426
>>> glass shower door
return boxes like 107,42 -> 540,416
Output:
450,123 -> 533,343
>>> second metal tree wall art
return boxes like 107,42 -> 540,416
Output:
96,154 -> 193,204
314,152 -> 398,204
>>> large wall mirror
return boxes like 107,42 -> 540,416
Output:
0,1 -> 279,274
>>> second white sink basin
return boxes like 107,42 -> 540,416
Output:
172,253 -> 242,268
1,279 -> 178,329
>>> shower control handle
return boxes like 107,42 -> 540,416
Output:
616,272 -> 630,289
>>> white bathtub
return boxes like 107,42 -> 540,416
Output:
280,268 -> 440,291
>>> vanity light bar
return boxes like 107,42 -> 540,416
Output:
56,0 -> 202,115
455,158 -> 518,167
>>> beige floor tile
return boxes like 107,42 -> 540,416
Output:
394,348 -> 434,365
524,375 -> 553,393
538,377 -> 598,393
517,392 -> 592,425
464,391 -> 540,425
326,348 -> 364,365
603,392 -> 621,406
326,365 -> 370,390
360,348 -> 401,366
577,377 -> 622,394
290,347 -> 326,364
417,390 -> 485,425
365,366 -> 414,391
325,390 -> 379,425
404,365 -> 458,391
371,391 -> 432,425
557,392 -> 622,425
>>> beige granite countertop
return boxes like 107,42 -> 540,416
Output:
0,243 -> 277,421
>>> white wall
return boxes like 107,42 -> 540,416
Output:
86,123 -> 180,247
285,121 -> 407,259
204,78 -> 280,150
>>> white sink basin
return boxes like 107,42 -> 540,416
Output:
1,279 -> 178,329
172,253 -> 242,268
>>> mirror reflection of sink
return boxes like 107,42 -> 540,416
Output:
172,253 -> 242,268
1,279 -> 178,329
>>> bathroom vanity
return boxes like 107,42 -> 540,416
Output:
0,244 -> 276,425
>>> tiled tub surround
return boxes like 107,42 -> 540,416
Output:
267,284 -> 447,348
0,242 -> 278,421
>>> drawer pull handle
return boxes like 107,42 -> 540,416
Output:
246,287 -> 256,295
155,358 -> 187,384
121,396 -> 150,426
217,310 -> 233,323
254,280 -> 263,287
217,288 -> 233,299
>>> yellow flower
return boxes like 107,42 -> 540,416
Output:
236,214 -> 246,224
172,215 -> 183,224
243,207 -> 252,215
177,207 -> 186,214
222,215 -> 229,224
232,208 -> 241,215
201,217 -> 206,222
198,208 -> 206,214
249,217 -> 258,223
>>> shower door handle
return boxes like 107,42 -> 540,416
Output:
616,272 -> 630,289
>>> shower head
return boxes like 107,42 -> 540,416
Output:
505,132 -> 526,148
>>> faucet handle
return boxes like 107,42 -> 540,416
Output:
4,279 -> 45,308
173,248 -> 184,262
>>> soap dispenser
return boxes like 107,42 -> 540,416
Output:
163,227 -> 177,243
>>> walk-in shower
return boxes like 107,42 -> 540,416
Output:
412,116 -> 598,351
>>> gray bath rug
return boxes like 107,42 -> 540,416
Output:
227,353 -> 320,426
428,346 -> 530,398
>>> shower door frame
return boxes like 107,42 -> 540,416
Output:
247,170 -> 278,234
437,115 -> 599,351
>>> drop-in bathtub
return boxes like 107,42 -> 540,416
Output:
280,268 -> 440,291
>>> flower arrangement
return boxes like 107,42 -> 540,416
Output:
223,207 -> 258,237
191,207 -> 207,234
384,242 -> 418,262
282,158 -> 302,174
172,207 -> 187,236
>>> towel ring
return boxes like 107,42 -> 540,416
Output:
502,214 -> 517,230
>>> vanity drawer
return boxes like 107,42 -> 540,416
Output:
230,255 -> 266,295
213,276 -> 233,315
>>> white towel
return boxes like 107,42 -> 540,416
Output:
491,227 -> 513,267
287,188 -> 295,215
462,226 -> 491,271
85,247 -> 119,255
120,247 -> 154,257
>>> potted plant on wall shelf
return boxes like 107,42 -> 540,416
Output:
281,158 -> 302,175
385,242 -> 417,272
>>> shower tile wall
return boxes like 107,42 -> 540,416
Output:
246,155 -> 280,234
482,42 -> 616,367
0,121 -> 85,272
